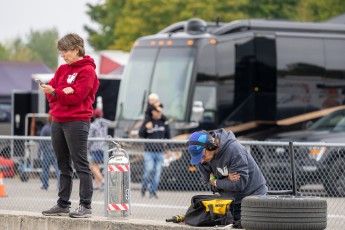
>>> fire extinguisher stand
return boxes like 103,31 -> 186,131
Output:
105,141 -> 131,218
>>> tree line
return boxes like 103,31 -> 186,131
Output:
86,0 -> 345,51
1,0 -> 344,70
0,29 -> 58,70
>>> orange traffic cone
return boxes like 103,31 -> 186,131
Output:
0,172 -> 7,197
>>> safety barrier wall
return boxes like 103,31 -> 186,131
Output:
0,135 -> 344,229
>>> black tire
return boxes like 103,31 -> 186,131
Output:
241,195 -> 327,230
323,158 -> 345,197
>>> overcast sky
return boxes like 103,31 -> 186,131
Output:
0,0 -> 104,51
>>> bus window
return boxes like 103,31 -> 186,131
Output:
277,36 -> 324,77
117,48 -> 158,120
325,38 -> 345,80
217,41 -> 235,80
193,85 -> 217,122
151,47 -> 195,121
323,38 -> 345,107
197,43 -> 217,78
276,36 -> 325,117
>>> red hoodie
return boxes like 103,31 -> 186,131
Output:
46,56 -> 100,122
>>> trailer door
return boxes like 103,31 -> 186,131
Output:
233,36 -> 277,123
254,36 -> 277,120
233,36 -> 256,123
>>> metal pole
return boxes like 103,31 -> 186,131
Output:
103,140 -> 110,217
289,141 -> 297,196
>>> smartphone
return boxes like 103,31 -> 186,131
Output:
35,79 -> 43,85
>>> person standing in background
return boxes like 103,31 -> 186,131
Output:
139,105 -> 171,199
88,109 -> 116,190
39,115 -> 60,190
145,93 -> 167,122
39,33 -> 99,218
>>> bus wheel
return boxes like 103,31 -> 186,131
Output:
241,195 -> 327,230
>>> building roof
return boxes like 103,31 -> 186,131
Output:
327,13 -> 345,24
0,61 -> 52,96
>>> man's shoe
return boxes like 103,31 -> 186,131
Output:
149,192 -> 158,199
232,220 -> 242,229
42,204 -> 69,216
69,205 -> 92,218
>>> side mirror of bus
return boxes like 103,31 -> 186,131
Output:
191,101 -> 205,123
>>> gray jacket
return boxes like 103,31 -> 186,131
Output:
198,128 -> 267,203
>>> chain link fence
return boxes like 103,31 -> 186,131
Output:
0,136 -> 344,229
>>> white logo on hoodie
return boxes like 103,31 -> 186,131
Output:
217,166 -> 228,176
67,73 -> 77,84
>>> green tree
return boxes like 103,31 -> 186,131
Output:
293,0 -> 345,22
26,28 -> 59,70
8,38 -> 33,62
85,0 -> 126,50
1,28 -> 58,70
110,0 -> 179,51
85,0 -> 249,51
109,0 -> 248,51
177,0 -> 247,22
0,43 -> 10,60
241,0 -> 300,20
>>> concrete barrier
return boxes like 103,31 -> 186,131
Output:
0,210 -> 233,230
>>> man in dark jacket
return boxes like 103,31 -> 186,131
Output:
139,105 -> 170,199
187,129 -> 267,228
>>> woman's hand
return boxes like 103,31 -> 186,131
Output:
40,84 -> 54,94
62,87 -> 74,94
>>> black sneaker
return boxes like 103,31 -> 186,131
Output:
69,205 -> 92,218
42,204 -> 69,216
232,220 -> 242,229
149,192 -> 158,199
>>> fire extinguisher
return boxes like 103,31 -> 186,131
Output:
106,141 -> 130,217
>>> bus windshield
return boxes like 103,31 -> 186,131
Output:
117,46 -> 195,121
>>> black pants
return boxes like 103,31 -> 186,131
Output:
51,121 -> 93,209
232,203 -> 241,221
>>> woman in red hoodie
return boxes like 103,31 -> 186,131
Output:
39,33 -> 99,218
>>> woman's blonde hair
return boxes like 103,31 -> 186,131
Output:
57,33 -> 85,57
